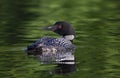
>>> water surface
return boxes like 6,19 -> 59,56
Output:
0,0 -> 120,78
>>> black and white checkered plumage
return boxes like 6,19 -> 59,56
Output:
27,36 -> 75,64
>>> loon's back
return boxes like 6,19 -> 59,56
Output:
27,36 -> 75,64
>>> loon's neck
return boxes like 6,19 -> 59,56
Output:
63,35 -> 75,41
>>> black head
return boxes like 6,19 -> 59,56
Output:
44,21 -> 75,36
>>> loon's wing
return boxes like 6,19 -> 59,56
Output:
36,38 -> 76,64
27,37 -> 75,54
27,36 -> 55,51
36,38 -> 75,53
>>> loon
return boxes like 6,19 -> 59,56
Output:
26,21 -> 76,74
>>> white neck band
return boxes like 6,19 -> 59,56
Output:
63,35 -> 74,40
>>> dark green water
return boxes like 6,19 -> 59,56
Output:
0,0 -> 120,78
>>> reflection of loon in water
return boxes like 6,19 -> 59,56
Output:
26,21 -> 76,74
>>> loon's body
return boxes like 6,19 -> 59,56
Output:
26,21 -> 76,74
27,36 -> 75,64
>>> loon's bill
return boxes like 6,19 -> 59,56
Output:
42,25 -> 57,31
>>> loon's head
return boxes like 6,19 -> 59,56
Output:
44,21 -> 75,41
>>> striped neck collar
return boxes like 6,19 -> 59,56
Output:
63,35 -> 75,41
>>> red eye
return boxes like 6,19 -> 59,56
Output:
57,25 -> 62,29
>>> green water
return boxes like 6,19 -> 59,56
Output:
0,0 -> 120,78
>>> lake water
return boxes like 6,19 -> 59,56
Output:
0,0 -> 120,78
